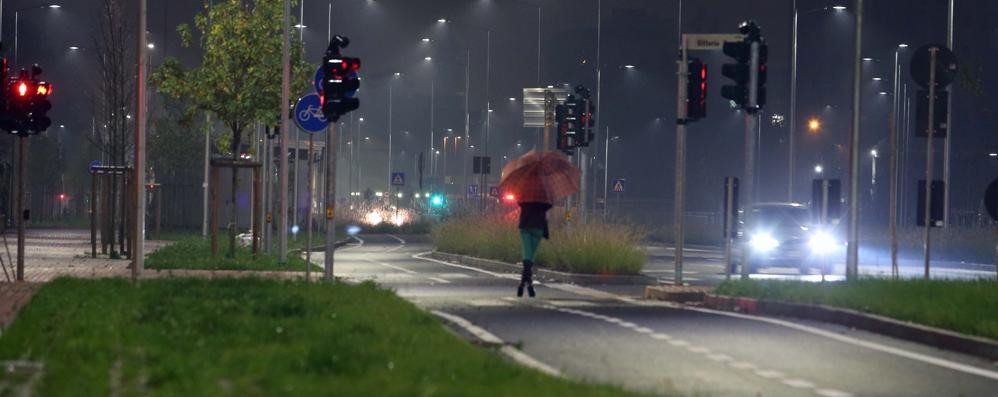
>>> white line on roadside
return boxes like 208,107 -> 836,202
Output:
428,277 -> 452,284
364,259 -> 416,274
388,235 -> 407,245
413,252 -> 521,281
431,310 -> 563,378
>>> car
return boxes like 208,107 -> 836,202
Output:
732,202 -> 843,275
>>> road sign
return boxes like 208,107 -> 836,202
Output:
313,66 -> 323,94
523,86 -> 571,128
910,44 -> 958,88
89,160 -> 101,173
294,93 -> 328,133
468,185 -> 479,195
685,34 -> 745,50
489,186 -> 499,198
391,172 -> 405,186
612,179 -> 625,193
916,90 -> 949,137
985,179 -> 998,221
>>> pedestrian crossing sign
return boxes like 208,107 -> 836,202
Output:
391,172 -> 406,186
612,179 -> 626,193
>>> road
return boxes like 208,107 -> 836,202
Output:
314,234 -> 998,397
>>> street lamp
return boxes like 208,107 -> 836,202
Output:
14,4 -> 63,68
814,164 -> 824,175
789,1 -> 849,201
808,118 -> 821,132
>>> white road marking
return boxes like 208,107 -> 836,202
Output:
414,252 -> 519,280
365,259 -> 417,274
634,327 -> 654,334
728,361 -> 757,370
815,388 -> 855,397
387,234 -> 407,245
668,340 -> 690,347
754,369 -> 785,379
467,299 -> 513,307
707,353 -> 733,362
650,333 -> 673,341
436,273 -> 473,279
428,277 -> 452,284
432,310 -> 563,378
781,378 -> 816,389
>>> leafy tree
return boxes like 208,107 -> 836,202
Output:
153,0 -> 311,257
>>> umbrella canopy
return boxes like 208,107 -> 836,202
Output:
499,150 -> 580,204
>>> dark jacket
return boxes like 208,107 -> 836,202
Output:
518,202 -> 553,239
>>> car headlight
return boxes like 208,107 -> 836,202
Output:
749,233 -> 780,252
809,231 -> 838,254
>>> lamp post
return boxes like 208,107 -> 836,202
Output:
789,2 -> 847,201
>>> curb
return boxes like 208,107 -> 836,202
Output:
643,285 -> 712,302
701,294 -> 998,362
427,251 -> 656,286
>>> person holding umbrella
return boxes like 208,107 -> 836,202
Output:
499,150 -> 581,297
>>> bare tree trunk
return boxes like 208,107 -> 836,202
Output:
229,126 -> 243,258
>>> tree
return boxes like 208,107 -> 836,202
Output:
153,0 -> 311,257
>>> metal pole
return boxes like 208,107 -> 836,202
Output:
15,137 -> 25,281
464,50 -> 471,198
264,128 -> 271,253
588,0 -> 601,222
942,0 -> 954,227
603,127 -> 609,217
740,114 -> 757,279
789,0 -> 798,201
537,5 -> 541,86
305,133 -> 314,281
845,0 -> 864,280
889,49 -> 900,278
485,30 -> 492,186
279,0 -> 291,263
388,79 -> 393,192
132,0 -> 147,278
324,123 -> 337,281
430,71 -> 435,177
294,128 -> 300,237
923,48 -> 939,280
673,35 -> 688,286
13,11 -> 18,68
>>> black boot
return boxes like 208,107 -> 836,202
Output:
517,260 -> 536,298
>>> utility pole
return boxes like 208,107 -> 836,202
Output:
846,0 -> 864,280
279,0 -> 291,263
942,0 -> 954,227
673,34 -> 689,286
132,0 -> 147,279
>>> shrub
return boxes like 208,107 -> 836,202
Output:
433,215 -> 647,274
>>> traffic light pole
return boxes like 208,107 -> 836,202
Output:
132,0 -> 148,279
15,137 -> 25,281
278,0 -> 291,264
739,40 -> 762,280
324,122 -> 338,282
672,35 -> 688,286
922,49 -> 939,279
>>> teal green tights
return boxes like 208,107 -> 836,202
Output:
520,228 -> 544,262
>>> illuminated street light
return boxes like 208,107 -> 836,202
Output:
862,57 -> 873,61
814,164 -> 824,175
424,56 -> 432,62
808,118 -> 821,132
623,64 -> 635,69
832,5 -> 846,11
898,43 -> 909,48
870,149 -> 878,158
872,77 -> 883,81
437,18 -> 447,23
421,37 -> 431,43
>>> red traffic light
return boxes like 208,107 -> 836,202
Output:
57,193 -> 66,201
17,81 -> 28,97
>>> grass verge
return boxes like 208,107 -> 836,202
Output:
715,279 -> 998,340
146,237 -> 318,272
432,216 -> 647,274
0,278 -> 656,396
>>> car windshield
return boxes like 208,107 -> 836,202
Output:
752,206 -> 810,228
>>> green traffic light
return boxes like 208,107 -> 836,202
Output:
430,194 -> 445,207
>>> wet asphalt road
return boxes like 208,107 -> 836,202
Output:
311,234 -> 998,397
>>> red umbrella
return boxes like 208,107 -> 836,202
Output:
499,150 -> 580,204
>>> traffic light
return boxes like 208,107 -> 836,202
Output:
686,58 -> 707,120
320,36 -> 360,122
574,85 -> 595,147
502,192 -> 517,205
429,193 -> 445,208
2,65 -> 53,135
721,21 -> 765,113
555,103 -> 570,151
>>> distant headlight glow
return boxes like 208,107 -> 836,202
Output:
749,233 -> 780,252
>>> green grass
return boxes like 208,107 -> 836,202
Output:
715,279 -> 998,340
146,237 -> 319,272
0,278 -> 657,397
432,216 -> 647,274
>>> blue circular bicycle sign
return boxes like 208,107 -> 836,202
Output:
294,93 -> 328,133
